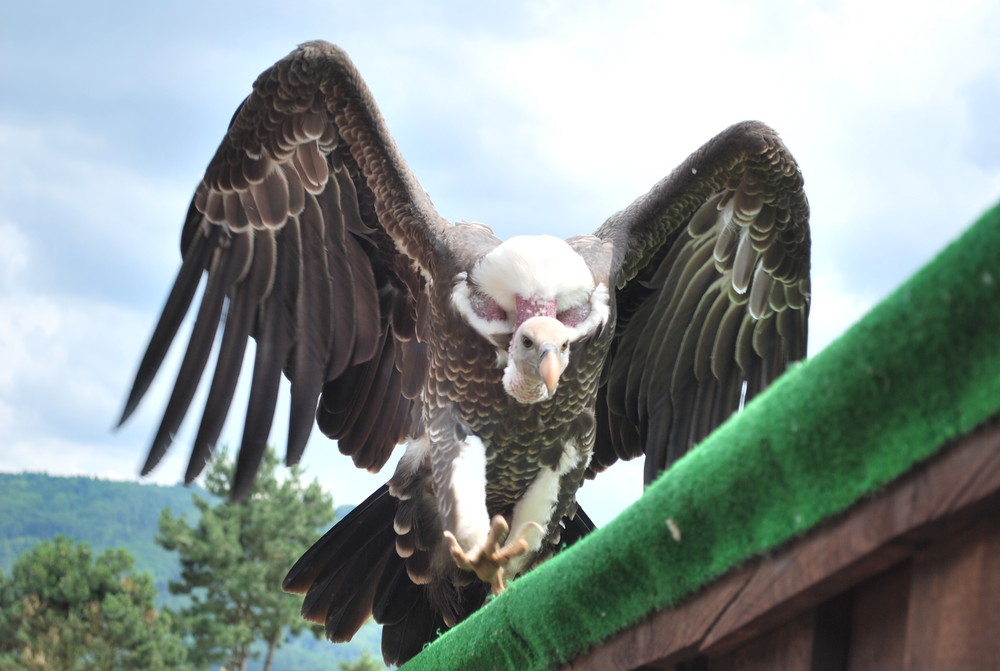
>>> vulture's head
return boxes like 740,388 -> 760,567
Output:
451,234 -> 611,404
503,316 -> 572,403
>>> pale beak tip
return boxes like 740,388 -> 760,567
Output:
539,350 -> 561,396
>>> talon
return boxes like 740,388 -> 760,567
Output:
443,530 -> 472,570
512,521 -> 545,548
442,517 -> 545,594
487,515 -> 511,549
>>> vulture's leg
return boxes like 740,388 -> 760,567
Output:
444,517 -> 543,594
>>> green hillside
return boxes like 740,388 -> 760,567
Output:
0,472 -> 202,586
0,472 -> 383,670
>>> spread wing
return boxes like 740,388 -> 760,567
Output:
592,121 -> 811,484
118,41 -> 456,499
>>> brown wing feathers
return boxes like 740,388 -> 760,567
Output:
317,328 -> 410,472
141,232 -> 253,477
596,121 -> 810,483
120,42 -> 442,498
118,222 -> 218,432
232,224 -> 298,499
186,231 -> 275,483
313,174 -> 358,380
287,196 -> 334,467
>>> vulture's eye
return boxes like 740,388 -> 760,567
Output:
522,335 -> 534,349
561,341 -> 569,352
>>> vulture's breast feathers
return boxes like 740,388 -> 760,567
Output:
450,235 -> 610,404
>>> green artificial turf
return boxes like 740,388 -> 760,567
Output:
401,199 -> 1000,671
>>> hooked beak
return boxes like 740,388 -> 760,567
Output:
538,345 -> 561,396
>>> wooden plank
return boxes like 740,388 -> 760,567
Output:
844,561 -> 911,670
561,417 -> 1000,670
562,569 -> 752,670
707,611 -> 816,671
699,418 -> 1000,656
706,595 -> 851,671
808,593 -> 851,671
665,659 -> 709,671
902,514 -> 1000,671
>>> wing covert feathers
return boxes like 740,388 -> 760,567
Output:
121,41 -> 445,496
594,121 -> 810,482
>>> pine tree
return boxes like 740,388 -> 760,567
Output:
0,537 -> 189,671
157,447 -> 335,671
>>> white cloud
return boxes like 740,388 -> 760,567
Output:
0,221 -> 30,302
807,268 -> 875,356
0,289 -> 144,450
0,120 -> 189,305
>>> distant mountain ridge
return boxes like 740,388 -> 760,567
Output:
0,472 -> 203,582
0,471 -> 381,670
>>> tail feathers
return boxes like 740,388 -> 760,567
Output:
561,504 -> 596,546
381,592 -> 447,664
282,484 -> 487,666
372,555 -> 422,624
284,484 -> 396,593
284,486 -> 400,642
381,579 -> 489,664
283,487 -> 597,667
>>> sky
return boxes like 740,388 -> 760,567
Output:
1,0 -> 998,526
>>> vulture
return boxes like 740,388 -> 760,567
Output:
119,41 -> 810,665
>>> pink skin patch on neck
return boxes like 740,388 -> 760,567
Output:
556,303 -> 592,328
470,290 -> 507,323
514,295 -> 557,331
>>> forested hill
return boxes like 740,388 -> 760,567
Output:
0,472 -> 355,585
0,472 -> 203,580
0,472 -> 380,670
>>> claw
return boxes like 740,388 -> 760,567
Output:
443,516 -> 544,594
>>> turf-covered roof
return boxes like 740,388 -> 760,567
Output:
400,199 -> 1000,671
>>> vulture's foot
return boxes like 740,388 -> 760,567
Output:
444,516 -> 542,594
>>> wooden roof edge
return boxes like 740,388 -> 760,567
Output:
561,415 -> 1000,671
